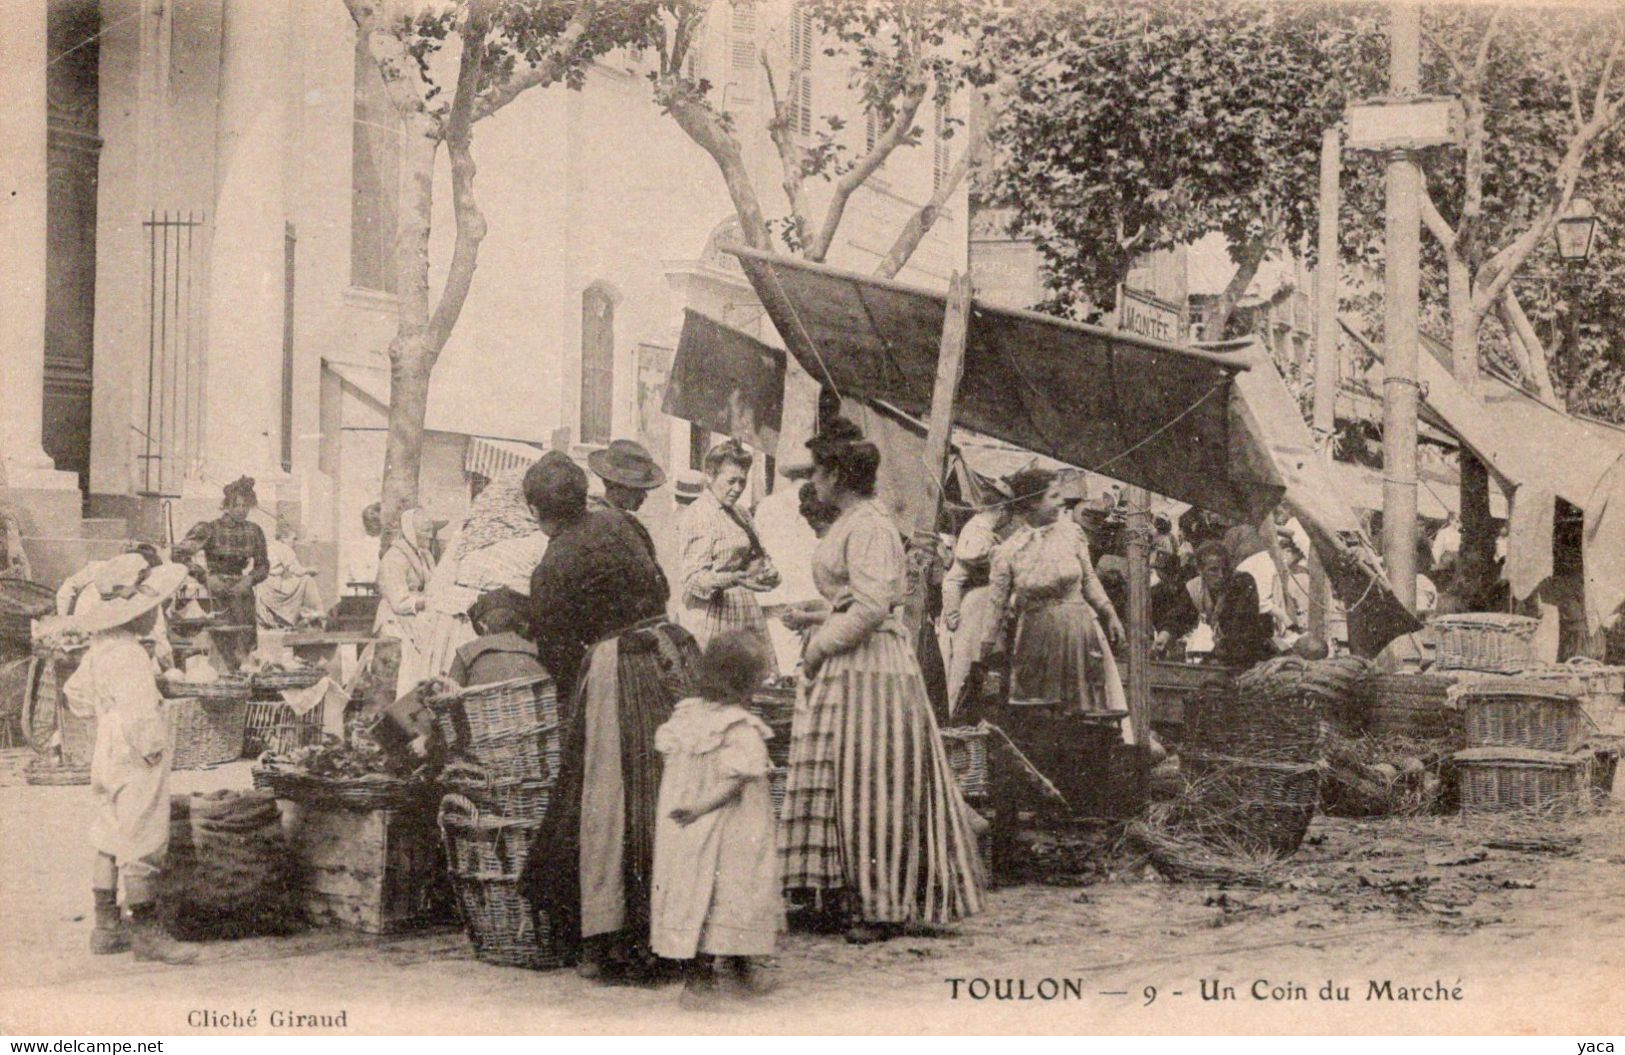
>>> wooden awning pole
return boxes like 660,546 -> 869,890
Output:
904,272 -> 972,641
1123,485 -> 1153,752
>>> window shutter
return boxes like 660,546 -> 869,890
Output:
727,1 -> 756,103
788,4 -> 813,137
865,109 -> 878,153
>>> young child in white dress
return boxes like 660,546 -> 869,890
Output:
651,630 -> 782,1004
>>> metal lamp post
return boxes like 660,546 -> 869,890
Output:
1555,197 -> 1598,263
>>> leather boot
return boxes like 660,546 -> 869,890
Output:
127,903 -> 197,965
90,889 -> 128,955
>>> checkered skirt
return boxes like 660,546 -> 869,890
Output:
778,626 -> 984,924
680,588 -> 779,678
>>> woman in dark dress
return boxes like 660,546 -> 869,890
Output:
176,476 -> 269,669
518,452 -> 700,982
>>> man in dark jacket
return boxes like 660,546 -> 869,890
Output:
1156,540 -> 1275,668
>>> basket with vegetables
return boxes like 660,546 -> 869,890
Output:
243,649 -> 326,694
253,729 -> 433,811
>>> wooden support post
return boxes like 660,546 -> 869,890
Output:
903,272 -> 972,640
1309,124 -> 1342,644
1124,485 -> 1152,753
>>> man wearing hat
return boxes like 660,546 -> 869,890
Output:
588,439 -> 668,586
673,470 -> 706,508
63,554 -> 198,964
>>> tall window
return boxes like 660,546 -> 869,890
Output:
580,285 -> 615,446
933,100 -> 951,192
351,39 -> 401,293
788,4 -> 814,137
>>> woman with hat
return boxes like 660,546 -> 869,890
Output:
519,452 -> 700,982
780,420 -> 983,943
64,555 -> 198,964
984,468 -> 1129,718
176,476 -> 269,669
675,440 -> 780,671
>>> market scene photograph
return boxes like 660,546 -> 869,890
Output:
3,0 -> 1625,1038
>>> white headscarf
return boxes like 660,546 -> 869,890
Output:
392,508 -> 435,588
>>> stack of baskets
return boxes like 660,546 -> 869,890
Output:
242,667 -> 325,756
1451,678 -> 1598,815
1515,657 -> 1625,738
1430,613 -> 1540,674
428,674 -> 564,970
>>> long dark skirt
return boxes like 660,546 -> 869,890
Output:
521,619 -> 700,961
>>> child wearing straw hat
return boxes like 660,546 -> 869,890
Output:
64,554 -> 198,964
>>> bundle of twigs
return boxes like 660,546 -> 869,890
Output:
1124,799 -> 1292,887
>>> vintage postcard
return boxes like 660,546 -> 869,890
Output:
1,0 -> 1621,1037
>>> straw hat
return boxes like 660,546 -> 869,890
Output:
587,439 -> 666,491
674,470 -> 707,505
71,556 -> 189,634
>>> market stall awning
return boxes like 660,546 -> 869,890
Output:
724,248 -> 1418,655
664,310 -> 785,455
730,246 -> 1282,525
465,436 -> 544,479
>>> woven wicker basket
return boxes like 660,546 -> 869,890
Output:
440,760 -> 551,820
438,793 -> 563,970
251,668 -> 326,694
429,674 -> 558,752
1518,660 -> 1625,737
1354,673 -> 1461,741
1455,747 -> 1593,815
24,757 -> 89,785
167,697 -> 246,770
161,676 -> 252,701
941,725 -> 991,800
1458,680 -> 1587,753
1180,749 -> 1322,855
1184,689 -> 1324,762
242,700 -> 325,756
1430,614 -> 1539,672
253,765 -> 433,810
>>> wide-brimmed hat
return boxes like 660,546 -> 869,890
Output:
71,557 -> 189,634
674,470 -> 707,503
588,439 -> 665,491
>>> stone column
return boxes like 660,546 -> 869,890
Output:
196,0 -> 290,500
0,2 -> 81,535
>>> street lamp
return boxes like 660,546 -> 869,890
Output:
1555,197 -> 1598,263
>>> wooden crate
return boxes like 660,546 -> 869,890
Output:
291,803 -> 450,934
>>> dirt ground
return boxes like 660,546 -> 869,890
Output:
1,749 -> 1621,1036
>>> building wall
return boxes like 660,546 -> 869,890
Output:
83,0 -> 969,595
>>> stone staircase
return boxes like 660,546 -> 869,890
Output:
20,509 -> 133,591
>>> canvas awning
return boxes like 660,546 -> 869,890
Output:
731,246 -> 1282,525
465,436 -> 544,479
721,248 -> 1419,655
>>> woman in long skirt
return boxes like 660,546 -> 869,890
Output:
984,468 -> 1128,719
779,421 -> 983,943
675,440 -> 779,673
942,504 -> 1017,712
517,452 -> 698,982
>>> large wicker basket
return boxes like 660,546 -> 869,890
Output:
242,700 -> 326,756
429,675 -> 562,786
1183,688 -> 1324,762
1455,747 -> 1593,815
253,765 -> 434,810
1457,680 -> 1587,753
440,760 -> 551,820
1180,749 -> 1322,855
941,725 -> 991,800
1518,659 -> 1625,737
1353,673 -> 1462,742
1430,614 -> 1539,673
167,697 -> 246,770
250,668 -> 326,694
438,793 -> 563,970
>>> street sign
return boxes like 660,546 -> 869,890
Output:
1118,286 -> 1187,343
1344,95 -> 1464,152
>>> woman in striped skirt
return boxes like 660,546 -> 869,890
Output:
780,422 -> 984,942
675,440 -> 780,675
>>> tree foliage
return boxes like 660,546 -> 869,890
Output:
645,0 -> 997,276
346,0 -> 653,534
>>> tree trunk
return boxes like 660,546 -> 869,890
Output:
666,97 -> 773,251
1201,240 -> 1267,342
380,133 -> 439,541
